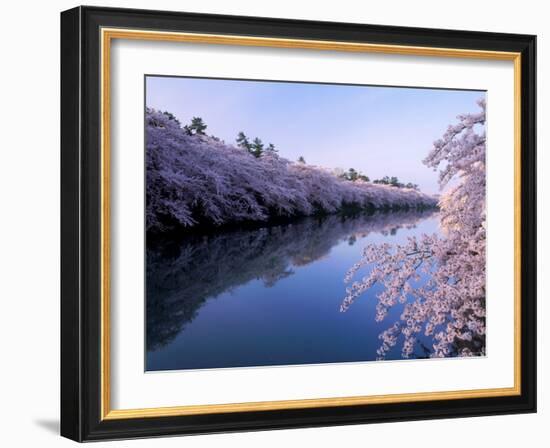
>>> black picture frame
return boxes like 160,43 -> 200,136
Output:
61,5 -> 536,442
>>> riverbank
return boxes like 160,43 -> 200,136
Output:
147,203 -> 439,245
146,108 -> 438,234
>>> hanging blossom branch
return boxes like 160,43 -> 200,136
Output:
342,99 -> 486,359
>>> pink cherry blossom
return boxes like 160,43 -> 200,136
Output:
342,99 -> 486,359
146,108 -> 437,232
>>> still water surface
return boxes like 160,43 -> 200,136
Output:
146,210 -> 440,371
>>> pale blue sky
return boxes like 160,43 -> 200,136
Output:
146,76 -> 484,194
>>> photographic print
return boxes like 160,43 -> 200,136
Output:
145,76 -> 487,371
61,9 -> 536,440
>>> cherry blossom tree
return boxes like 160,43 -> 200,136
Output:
341,99 -> 486,359
146,108 -> 437,233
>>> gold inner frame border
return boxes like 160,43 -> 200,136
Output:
99,27 -> 522,421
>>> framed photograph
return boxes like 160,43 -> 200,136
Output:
60,6 -> 536,442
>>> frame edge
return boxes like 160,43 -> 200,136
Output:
60,5 -> 84,442
519,33 -> 537,414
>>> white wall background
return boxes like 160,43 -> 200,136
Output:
0,1 -> 545,446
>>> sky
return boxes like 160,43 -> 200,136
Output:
146,76 -> 484,194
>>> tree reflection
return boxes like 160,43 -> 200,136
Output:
147,209 -> 436,351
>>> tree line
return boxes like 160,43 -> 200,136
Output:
146,109 -> 437,232
167,113 -> 419,190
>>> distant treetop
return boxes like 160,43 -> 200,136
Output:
236,131 -> 277,158
373,176 -> 418,190
184,116 -> 207,135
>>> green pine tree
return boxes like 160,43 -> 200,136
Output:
347,168 -> 358,181
162,111 -> 180,125
188,117 -> 207,135
236,131 -> 251,150
251,137 -> 264,158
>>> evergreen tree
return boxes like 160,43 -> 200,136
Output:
237,131 -> 277,158
187,117 -> 207,135
298,156 -> 306,164
236,131 -> 251,150
162,111 -> 180,126
347,168 -> 359,181
374,176 -> 392,185
251,137 -> 264,158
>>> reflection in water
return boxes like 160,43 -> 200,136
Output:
147,209 -> 437,352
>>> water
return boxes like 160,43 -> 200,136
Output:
146,210 -> 440,371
